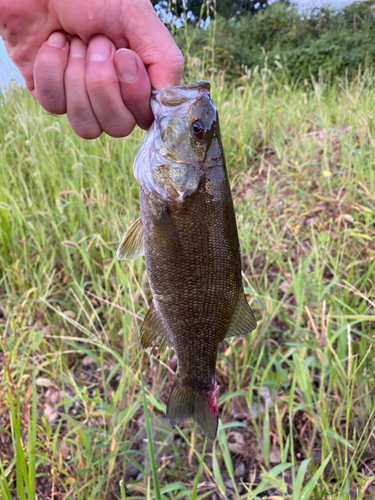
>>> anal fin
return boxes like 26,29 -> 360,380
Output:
116,217 -> 144,261
226,292 -> 257,338
140,302 -> 169,357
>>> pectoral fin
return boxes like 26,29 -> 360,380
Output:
140,302 -> 169,357
116,217 -> 144,261
226,292 -> 257,338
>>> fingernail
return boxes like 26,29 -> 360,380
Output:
47,32 -> 66,49
88,37 -> 111,62
115,49 -> 138,83
70,39 -> 86,58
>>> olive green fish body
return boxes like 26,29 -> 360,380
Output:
117,82 -> 256,440
141,165 -> 240,380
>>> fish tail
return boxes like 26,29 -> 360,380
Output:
166,381 -> 218,440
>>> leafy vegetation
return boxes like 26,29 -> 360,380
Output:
0,63 -> 374,498
151,0 -> 271,20
173,1 -> 375,82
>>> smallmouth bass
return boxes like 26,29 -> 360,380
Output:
117,81 -> 256,440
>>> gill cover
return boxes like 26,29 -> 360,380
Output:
133,81 -> 217,205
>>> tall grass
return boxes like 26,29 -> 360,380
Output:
0,68 -> 374,498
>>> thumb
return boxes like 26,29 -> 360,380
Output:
121,1 -> 184,90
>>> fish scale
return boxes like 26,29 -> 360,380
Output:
117,81 -> 257,440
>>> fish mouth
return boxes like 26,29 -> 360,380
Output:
152,80 -> 210,95
152,81 -> 211,107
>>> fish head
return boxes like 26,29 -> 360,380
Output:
152,81 -> 217,165
134,81 -> 218,205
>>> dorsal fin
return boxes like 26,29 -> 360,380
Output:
116,217 -> 144,261
226,292 -> 257,338
140,302 -> 169,357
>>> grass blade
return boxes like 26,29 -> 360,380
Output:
191,438 -> 207,500
293,458 -> 311,500
0,458 -> 12,500
217,423 -> 239,496
140,367 -> 161,500
28,373 -> 37,500
212,440 -> 226,494
120,478 -> 126,500
160,482 -> 187,494
299,453 -> 332,500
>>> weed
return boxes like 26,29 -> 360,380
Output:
0,68 -> 374,498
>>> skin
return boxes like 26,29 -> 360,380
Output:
141,92 -> 242,393
132,83 -> 256,438
0,0 -> 184,139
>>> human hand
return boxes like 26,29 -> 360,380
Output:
0,0 -> 184,139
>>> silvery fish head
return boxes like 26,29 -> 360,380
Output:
134,81 -> 217,205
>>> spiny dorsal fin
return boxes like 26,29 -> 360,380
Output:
140,302 -> 169,357
226,292 -> 257,338
116,217 -> 144,261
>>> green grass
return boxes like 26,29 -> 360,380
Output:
0,71 -> 374,499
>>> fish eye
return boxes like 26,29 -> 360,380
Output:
191,120 -> 205,139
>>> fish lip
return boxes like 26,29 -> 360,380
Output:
152,81 -> 211,108
151,80 -> 210,94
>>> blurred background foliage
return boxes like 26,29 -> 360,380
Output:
151,0 -> 271,19
153,0 -> 375,83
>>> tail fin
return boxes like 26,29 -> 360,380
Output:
166,382 -> 218,440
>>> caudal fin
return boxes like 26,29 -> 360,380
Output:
166,382 -> 218,440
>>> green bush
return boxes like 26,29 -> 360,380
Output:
173,1 -> 375,83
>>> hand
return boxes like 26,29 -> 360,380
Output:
0,0 -> 184,139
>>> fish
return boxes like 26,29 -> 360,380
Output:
117,81 -> 256,440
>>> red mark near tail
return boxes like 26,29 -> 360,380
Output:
208,381 -> 219,416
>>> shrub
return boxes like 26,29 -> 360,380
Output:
173,1 -> 375,83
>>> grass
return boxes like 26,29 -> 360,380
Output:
0,69 -> 374,499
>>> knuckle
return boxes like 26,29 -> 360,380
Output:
67,112 -> 102,139
169,48 -> 185,74
74,126 -> 102,140
85,71 -> 116,94
39,92 -> 66,114
35,49 -> 54,69
157,49 -> 184,86
35,46 -> 68,72
104,121 -> 135,138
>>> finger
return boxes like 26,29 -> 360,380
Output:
64,37 -> 102,139
85,35 -> 136,138
115,49 -> 153,130
122,1 -> 184,89
0,0 -> 60,92
33,32 -> 69,114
